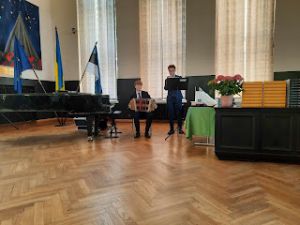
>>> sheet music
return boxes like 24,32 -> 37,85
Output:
195,88 -> 217,106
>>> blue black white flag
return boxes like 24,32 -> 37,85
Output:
81,45 -> 102,94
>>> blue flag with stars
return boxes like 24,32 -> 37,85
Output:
14,37 -> 31,93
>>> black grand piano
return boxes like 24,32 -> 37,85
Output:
0,93 -> 112,141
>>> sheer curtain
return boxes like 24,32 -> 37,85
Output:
139,0 -> 186,99
216,0 -> 276,81
77,0 -> 117,98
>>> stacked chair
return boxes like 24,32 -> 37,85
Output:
287,79 -> 300,108
242,81 -> 287,108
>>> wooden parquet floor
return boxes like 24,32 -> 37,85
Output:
0,120 -> 300,225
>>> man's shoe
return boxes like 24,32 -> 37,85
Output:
178,129 -> 184,134
134,133 -> 141,138
168,130 -> 175,135
145,133 -> 151,139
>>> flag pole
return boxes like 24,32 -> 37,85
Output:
31,65 -> 66,126
31,67 -> 47,93
76,42 -> 98,93
0,113 -> 19,130
31,63 -> 67,124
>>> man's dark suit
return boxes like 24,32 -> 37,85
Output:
130,91 -> 153,135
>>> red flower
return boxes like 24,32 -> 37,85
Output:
224,76 -> 234,81
28,56 -> 35,64
234,74 -> 243,81
216,75 -> 225,81
5,52 -> 14,62
38,59 -> 42,69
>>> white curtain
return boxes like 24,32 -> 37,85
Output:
139,0 -> 186,99
77,0 -> 117,98
216,0 -> 276,81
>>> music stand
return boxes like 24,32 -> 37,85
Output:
165,78 -> 188,91
164,78 -> 188,141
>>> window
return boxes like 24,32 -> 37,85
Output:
139,0 -> 186,99
215,0 -> 276,81
77,0 -> 117,98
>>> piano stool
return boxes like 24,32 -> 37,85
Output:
74,110 -> 123,139
107,110 -> 123,138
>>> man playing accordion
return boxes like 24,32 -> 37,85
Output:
129,79 -> 156,139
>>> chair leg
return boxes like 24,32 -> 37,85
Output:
105,117 -> 121,139
132,119 -> 136,137
112,119 -> 122,135
110,120 -> 114,138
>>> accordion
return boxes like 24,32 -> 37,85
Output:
128,98 -> 157,112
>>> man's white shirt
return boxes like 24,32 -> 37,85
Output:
136,91 -> 142,99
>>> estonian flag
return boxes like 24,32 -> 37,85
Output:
55,27 -> 64,91
14,37 -> 31,94
81,45 -> 102,94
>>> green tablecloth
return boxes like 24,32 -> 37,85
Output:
185,107 -> 215,139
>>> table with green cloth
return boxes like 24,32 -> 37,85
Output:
185,107 -> 215,140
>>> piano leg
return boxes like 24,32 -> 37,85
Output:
56,112 -> 67,127
86,115 -> 94,141
94,115 -> 100,137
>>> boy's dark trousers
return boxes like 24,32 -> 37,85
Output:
133,112 -> 153,134
167,96 -> 182,131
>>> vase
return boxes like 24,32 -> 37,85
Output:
221,95 -> 233,108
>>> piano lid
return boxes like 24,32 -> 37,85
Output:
0,93 -> 111,113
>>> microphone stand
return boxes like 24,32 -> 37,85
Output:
165,79 -> 176,141
165,127 -> 178,141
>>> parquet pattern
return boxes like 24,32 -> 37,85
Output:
0,120 -> 300,225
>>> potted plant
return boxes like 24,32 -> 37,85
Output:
208,74 -> 244,107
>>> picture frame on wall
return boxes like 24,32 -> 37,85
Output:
0,0 -> 42,76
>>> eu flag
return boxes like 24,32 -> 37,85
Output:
55,27 -> 64,91
14,37 -> 31,94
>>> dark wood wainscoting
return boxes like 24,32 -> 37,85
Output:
216,108 -> 300,163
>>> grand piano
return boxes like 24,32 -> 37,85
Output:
0,93 -> 112,141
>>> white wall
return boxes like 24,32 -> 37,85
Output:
23,0 -> 54,81
186,0 -> 215,76
50,0 -> 78,81
274,0 -> 300,72
0,0 -> 78,81
116,0 -> 140,79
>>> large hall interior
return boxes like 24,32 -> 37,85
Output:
0,0 -> 300,224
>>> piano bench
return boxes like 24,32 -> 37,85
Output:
110,110 -> 122,117
107,110 -> 122,138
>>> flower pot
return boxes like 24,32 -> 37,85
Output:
221,95 -> 233,108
